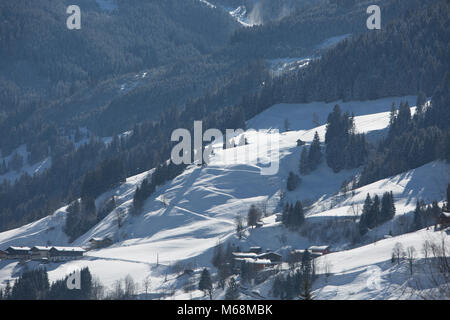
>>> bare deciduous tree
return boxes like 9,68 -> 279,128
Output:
406,246 -> 416,275
142,276 -> 151,300
392,242 -> 405,265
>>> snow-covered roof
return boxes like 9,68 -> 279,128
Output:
31,246 -> 51,251
50,246 -> 85,252
234,257 -> 272,265
259,252 -> 282,257
251,259 -> 272,265
8,246 -> 31,251
232,252 -> 258,258
89,237 -> 110,242
309,245 -> 330,251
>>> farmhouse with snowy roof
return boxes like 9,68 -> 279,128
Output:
5,247 -> 30,260
49,247 -> 85,262
308,245 -> 331,255
232,248 -> 282,273
89,236 -> 113,249
0,245 -> 86,262
30,246 -> 51,261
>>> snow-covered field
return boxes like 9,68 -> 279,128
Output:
0,95 -> 448,299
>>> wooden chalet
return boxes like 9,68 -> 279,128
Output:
6,247 -> 31,260
233,248 -> 282,273
89,237 -> 113,249
30,246 -> 51,261
49,247 -> 85,262
308,245 -> 331,255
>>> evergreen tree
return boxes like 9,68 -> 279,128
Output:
299,146 -> 309,175
413,201 -> 424,230
199,268 -> 213,299
48,267 -> 93,300
292,201 -> 305,228
212,242 -> 224,269
416,91 -> 427,115
359,194 -> 372,235
282,203 -> 292,226
369,195 -> 381,229
308,131 -> 322,171
247,204 -> 261,228
282,202 -> 305,229
380,192 -> 396,222
325,106 -> 366,172
10,269 -> 49,300
287,171 -> 301,191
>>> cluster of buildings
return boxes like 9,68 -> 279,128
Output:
0,237 -> 113,263
288,245 -> 331,262
0,246 -> 85,262
233,247 -> 283,272
232,245 -> 332,272
0,237 -> 113,262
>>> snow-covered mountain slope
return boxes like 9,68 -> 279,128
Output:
0,95 -> 448,298
248,227 -> 449,300
309,161 -> 449,218
0,170 -> 150,249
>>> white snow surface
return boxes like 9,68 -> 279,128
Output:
0,95 -> 448,299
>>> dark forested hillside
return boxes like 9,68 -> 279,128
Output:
222,0 -> 433,59
278,0 -> 449,103
238,0 -> 448,117
358,73 -> 450,187
0,0 -> 239,153
0,0 -> 237,94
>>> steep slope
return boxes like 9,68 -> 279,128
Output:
1,95 -> 448,295
248,227 -> 449,300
